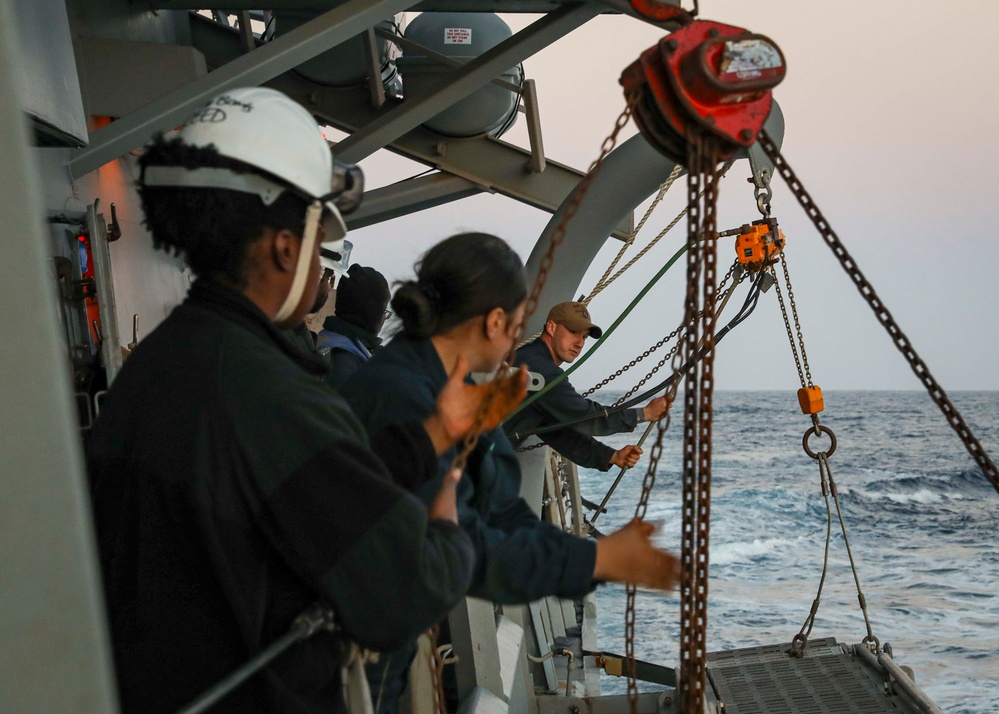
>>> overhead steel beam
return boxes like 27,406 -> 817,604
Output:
334,1 -> 604,164
190,17 -> 634,238
274,73 -> 632,238
345,173 -> 484,230
67,0 -> 420,179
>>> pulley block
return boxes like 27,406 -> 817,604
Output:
720,219 -> 785,272
620,20 -> 786,163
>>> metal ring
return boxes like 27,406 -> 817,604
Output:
862,634 -> 880,653
802,424 -> 837,459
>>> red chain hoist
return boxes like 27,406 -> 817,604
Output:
621,20 -> 785,163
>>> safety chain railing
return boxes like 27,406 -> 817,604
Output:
758,130 -> 999,494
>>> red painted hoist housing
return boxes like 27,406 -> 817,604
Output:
621,20 -> 786,162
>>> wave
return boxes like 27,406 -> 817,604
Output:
711,537 -> 798,565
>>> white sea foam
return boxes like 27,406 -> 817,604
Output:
711,537 -> 793,565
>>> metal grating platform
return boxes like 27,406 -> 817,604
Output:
706,639 -> 916,714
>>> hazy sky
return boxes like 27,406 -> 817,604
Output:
342,1 -> 999,394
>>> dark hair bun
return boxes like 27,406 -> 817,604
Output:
392,281 -> 438,339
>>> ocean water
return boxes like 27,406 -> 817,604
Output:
579,390 -> 998,713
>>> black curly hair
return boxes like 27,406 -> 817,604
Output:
137,136 -> 311,287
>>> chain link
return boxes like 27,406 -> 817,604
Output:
758,130 -> 999,494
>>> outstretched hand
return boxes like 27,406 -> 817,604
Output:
592,518 -> 680,591
424,357 -> 528,454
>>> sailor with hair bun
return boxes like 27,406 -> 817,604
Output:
342,231 -> 681,714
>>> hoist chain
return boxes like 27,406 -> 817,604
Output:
758,130 -> 999,495
677,129 -> 722,714
625,413 -> 670,714
779,254 -> 814,387
771,259 -> 808,389
451,105 -> 633,476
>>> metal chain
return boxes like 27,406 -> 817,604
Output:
758,130 -> 999,494
677,129 -> 722,714
451,105 -> 633,474
771,264 -> 807,389
583,262 -> 737,400
779,254 -> 814,386
583,161 -> 735,307
625,413 -> 671,714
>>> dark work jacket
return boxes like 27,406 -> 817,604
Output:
342,335 -> 597,603
89,279 -> 474,714
503,337 -> 643,470
343,336 -> 597,714
289,322 -> 322,357
318,315 -> 381,390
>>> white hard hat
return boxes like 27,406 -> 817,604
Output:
142,87 -> 363,322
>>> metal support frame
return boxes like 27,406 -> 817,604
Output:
362,27 -> 386,108
186,9 -> 633,236
237,10 -> 255,54
522,79 -> 546,174
334,2 -> 603,164
67,0 -> 420,179
345,172 -> 483,230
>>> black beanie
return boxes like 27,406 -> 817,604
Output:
335,264 -> 391,335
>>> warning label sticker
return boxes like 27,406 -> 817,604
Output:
719,39 -> 783,81
444,27 -> 472,45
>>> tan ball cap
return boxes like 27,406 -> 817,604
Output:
546,301 -> 602,338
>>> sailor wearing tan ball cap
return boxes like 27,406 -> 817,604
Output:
505,301 -> 670,472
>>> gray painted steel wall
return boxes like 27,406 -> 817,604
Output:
0,1 -> 118,709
